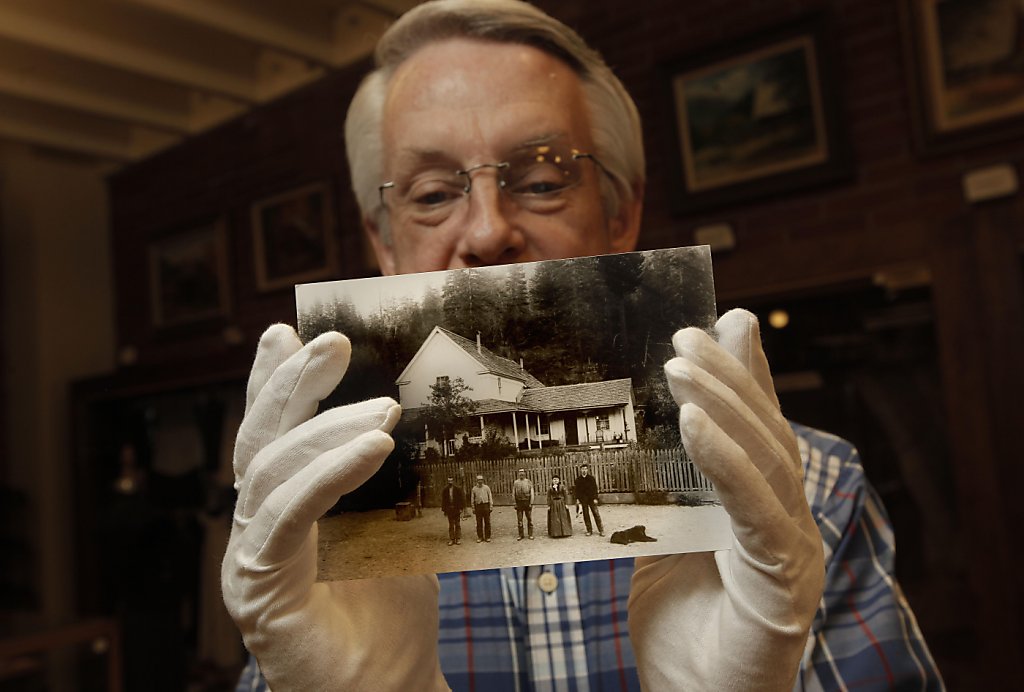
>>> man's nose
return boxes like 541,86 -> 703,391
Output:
455,176 -> 526,267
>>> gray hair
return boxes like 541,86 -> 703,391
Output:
344,0 -> 645,241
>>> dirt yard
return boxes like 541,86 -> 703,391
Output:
317,503 -> 731,581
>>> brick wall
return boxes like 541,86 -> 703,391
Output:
108,57 -> 374,373
104,2 -> 1023,684
536,0 -> 1022,299
110,0 -> 1024,372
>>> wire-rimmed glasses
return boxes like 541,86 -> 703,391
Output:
378,143 -> 604,227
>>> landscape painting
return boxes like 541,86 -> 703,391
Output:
296,246 -> 732,580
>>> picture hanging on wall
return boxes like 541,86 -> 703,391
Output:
252,181 -> 338,292
901,0 -> 1024,153
149,219 -> 230,327
665,16 -> 849,213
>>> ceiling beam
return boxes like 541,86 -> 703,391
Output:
0,68 -> 191,133
0,116 -> 134,162
122,0 -> 337,68
0,3 -> 258,102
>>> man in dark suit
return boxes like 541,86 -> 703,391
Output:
440,476 -> 465,546
573,464 -> 603,536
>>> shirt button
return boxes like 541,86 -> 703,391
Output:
537,571 -> 558,593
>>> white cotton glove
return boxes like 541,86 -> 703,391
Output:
221,324 -> 448,692
628,309 -> 824,691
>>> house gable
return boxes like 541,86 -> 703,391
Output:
396,327 -> 548,410
396,327 -> 491,409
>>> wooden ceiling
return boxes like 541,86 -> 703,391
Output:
0,0 -> 422,164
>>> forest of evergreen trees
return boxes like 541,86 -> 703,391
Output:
296,247 -> 716,508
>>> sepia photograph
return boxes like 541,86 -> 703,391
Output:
296,247 -> 732,581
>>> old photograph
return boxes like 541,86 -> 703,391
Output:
296,246 -> 731,580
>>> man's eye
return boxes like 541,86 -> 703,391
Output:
408,181 -> 462,206
414,190 -> 455,205
509,166 -> 571,196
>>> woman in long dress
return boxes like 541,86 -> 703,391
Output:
547,475 -> 573,538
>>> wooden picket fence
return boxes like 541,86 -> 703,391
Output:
417,447 -> 713,507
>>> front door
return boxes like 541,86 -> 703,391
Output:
564,415 -> 578,445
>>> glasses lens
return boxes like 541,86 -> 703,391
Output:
381,145 -> 595,225
503,145 -> 586,211
387,173 -> 465,226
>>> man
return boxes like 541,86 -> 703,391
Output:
512,468 -> 534,540
573,463 -> 603,536
225,2 -> 942,690
470,475 -> 493,543
440,476 -> 464,546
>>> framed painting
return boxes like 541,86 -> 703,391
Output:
252,181 -> 338,292
665,17 -> 849,213
902,0 -> 1024,153
149,219 -> 230,327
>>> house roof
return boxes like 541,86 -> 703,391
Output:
521,378 -> 634,412
402,380 -> 634,420
471,398 -> 539,415
436,327 -> 545,388
402,398 -> 537,419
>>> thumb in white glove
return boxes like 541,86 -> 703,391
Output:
628,308 -> 824,691
222,324 -> 448,691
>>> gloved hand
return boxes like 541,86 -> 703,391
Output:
628,309 -> 824,690
221,324 -> 449,691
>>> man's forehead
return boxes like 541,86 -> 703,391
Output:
387,37 -> 575,105
381,37 -> 590,165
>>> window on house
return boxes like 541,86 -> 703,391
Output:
539,416 -> 550,435
596,414 -> 610,431
436,375 -> 450,388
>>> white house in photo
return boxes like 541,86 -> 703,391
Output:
396,326 -> 638,456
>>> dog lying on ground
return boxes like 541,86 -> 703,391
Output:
609,525 -> 658,545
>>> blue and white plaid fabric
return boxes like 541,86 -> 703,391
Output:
237,424 -> 944,691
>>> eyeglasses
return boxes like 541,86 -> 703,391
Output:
378,143 -> 604,227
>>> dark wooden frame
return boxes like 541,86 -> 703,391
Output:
900,0 -> 1024,155
148,218 -> 230,327
251,181 -> 338,292
663,16 -> 850,214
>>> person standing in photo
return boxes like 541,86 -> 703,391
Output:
574,464 -> 604,537
440,476 -> 464,546
547,476 -> 572,538
512,469 -> 534,541
471,475 -> 493,543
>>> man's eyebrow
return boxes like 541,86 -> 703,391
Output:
513,132 -> 569,150
393,148 -> 458,166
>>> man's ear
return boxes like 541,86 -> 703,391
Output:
364,216 -> 397,276
608,184 -> 644,253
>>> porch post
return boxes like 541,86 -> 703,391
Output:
512,412 -> 519,449
525,413 -> 532,450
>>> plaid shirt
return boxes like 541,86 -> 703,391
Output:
237,423 -> 944,691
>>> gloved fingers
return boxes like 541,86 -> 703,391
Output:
234,331 -> 352,483
246,324 -> 303,416
713,309 -> 779,408
677,402 -> 802,564
670,327 -> 798,463
242,429 -> 395,567
665,355 -> 805,514
238,398 -> 401,520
